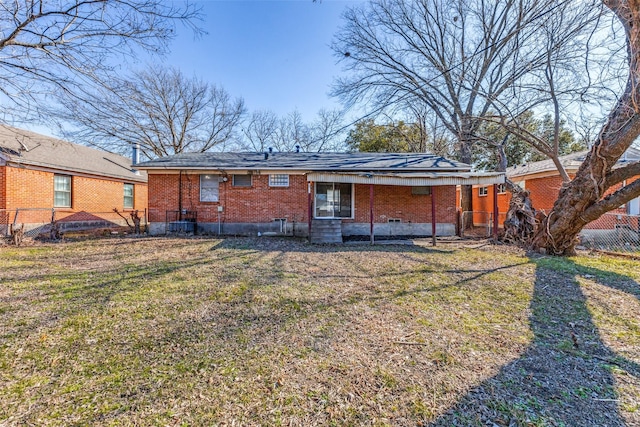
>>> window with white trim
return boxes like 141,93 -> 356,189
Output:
54,175 -> 71,207
497,183 -> 506,194
269,174 -> 289,187
232,174 -> 252,187
478,186 -> 488,196
123,183 -> 134,209
200,175 -> 220,202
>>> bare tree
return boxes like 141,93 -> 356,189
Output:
308,109 -> 346,152
239,109 -> 346,153
240,110 -> 279,152
332,0 -> 605,220
531,0 -> 640,255
274,110 -> 311,152
56,67 -> 246,158
0,0 -> 199,122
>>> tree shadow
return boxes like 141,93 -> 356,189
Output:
430,255 -> 640,426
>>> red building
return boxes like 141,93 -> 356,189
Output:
466,148 -> 640,232
136,152 -> 504,242
0,125 -> 147,234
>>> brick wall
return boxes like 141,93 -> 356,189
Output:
350,184 -> 456,224
147,172 -> 457,226
469,174 -> 640,230
4,165 -> 147,219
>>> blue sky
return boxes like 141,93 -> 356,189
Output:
151,0 -> 363,121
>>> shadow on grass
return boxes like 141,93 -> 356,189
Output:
429,256 -> 640,426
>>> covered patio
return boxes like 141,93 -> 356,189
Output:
306,171 -> 505,245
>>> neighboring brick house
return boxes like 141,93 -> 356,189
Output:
135,151 -> 504,242
467,148 -> 640,230
0,125 -> 147,234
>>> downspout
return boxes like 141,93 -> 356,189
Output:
493,183 -> 499,241
431,186 -> 436,247
307,181 -> 313,242
178,170 -> 183,221
369,184 -> 374,245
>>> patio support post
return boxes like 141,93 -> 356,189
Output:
308,181 -> 312,242
369,184 -> 374,245
431,186 -> 436,247
493,183 -> 499,241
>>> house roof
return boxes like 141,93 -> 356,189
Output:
507,147 -> 640,179
135,151 -> 471,172
0,125 -> 147,183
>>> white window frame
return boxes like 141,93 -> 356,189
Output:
269,174 -> 290,187
54,175 -> 72,208
497,183 -> 506,194
314,182 -> 354,219
200,175 -> 220,202
478,186 -> 488,197
123,183 -> 134,209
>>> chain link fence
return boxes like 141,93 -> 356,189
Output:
579,213 -> 640,253
460,210 -> 640,253
460,211 -> 507,238
1,208 -> 147,239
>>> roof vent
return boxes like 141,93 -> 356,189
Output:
264,152 -> 269,160
268,147 -> 273,153
296,145 -> 300,153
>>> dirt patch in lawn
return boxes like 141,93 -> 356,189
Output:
0,236 -> 638,426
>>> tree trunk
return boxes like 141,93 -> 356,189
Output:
532,0 -> 640,255
459,138 -> 474,229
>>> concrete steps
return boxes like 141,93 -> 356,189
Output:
310,219 -> 343,244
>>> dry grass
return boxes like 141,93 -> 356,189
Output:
0,236 -> 638,426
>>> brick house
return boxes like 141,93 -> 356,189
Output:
467,147 -> 640,231
135,151 -> 504,242
0,125 -> 147,234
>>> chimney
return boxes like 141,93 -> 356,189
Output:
264,152 -> 269,160
132,143 -> 140,165
132,144 -> 140,175
296,145 -> 300,153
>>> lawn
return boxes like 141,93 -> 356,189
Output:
0,236 -> 639,426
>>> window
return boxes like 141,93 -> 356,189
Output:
200,175 -> 220,202
497,183 -> 506,194
478,186 -> 488,196
315,182 -> 353,218
123,184 -> 134,209
54,175 -> 71,207
232,174 -> 252,187
411,186 -> 432,195
269,174 -> 289,187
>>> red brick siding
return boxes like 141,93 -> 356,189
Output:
350,184 -> 456,224
468,174 -> 639,230
4,165 -> 147,216
149,173 -> 310,224
148,172 -> 457,224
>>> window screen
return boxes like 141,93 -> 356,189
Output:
232,174 -> 252,187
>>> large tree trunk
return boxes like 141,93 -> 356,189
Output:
532,0 -> 640,255
459,136 -> 474,229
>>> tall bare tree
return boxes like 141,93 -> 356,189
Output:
57,67 -> 246,158
532,0 -> 640,255
0,0 -> 199,122
332,0 -> 605,219
240,110 -> 279,152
